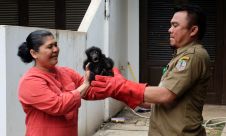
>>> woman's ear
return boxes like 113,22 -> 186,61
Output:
30,49 -> 38,59
190,25 -> 199,37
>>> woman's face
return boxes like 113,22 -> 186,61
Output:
31,36 -> 59,71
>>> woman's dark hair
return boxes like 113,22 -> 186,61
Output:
17,30 -> 54,63
173,4 -> 207,40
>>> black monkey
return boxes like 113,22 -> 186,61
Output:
83,46 -> 114,82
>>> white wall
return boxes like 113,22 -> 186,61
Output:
127,0 -> 140,82
79,0 -> 105,49
0,25 -> 91,136
0,0 -> 141,135
5,26 -> 36,136
78,0 -> 106,135
79,0 -> 140,125
0,26 -> 6,136
78,0 -> 126,135
55,30 -> 88,136
107,0 -> 129,118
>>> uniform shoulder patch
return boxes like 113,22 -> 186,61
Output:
180,56 -> 189,60
176,56 -> 189,71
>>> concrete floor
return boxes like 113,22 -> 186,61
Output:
203,105 -> 226,136
203,105 -> 226,120
93,104 -> 226,136
222,126 -> 226,136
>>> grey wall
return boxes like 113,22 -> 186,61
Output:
107,0 -> 128,118
79,0 -> 107,135
0,0 -> 141,135
0,25 -> 7,136
0,25 -> 88,136
127,0 -> 139,82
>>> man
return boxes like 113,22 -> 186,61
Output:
85,4 -> 210,136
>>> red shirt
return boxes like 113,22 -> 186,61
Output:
18,66 -> 84,136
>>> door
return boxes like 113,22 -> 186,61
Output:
140,0 -> 225,104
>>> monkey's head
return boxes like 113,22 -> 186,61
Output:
86,46 -> 102,63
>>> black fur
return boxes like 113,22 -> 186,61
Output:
83,46 -> 114,82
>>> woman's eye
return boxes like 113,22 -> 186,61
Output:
47,43 -> 57,49
47,45 -> 52,48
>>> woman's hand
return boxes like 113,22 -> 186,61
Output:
76,64 -> 90,97
83,63 -> 91,86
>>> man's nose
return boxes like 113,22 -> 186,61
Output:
168,26 -> 172,33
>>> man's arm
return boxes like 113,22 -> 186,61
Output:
144,86 -> 176,104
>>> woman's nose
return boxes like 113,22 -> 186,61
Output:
53,46 -> 59,52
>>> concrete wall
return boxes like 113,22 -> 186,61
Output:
0,0 -> 140,135
0,25 -> 91,136
78,0 -> 107,135
106,0 -> 128,118
0,26 -> 6,136
79,0 -> 140,125
127,0 -> 140,82
78,0 -> 125,134
55,30 -> 88,136
4,26 -> 36,136
103,0 -> 140,119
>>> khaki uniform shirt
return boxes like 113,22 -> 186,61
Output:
149,42 -> 210,136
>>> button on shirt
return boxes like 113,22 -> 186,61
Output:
149,42 -> 210,136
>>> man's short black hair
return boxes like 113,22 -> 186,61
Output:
174,4 -> 207,40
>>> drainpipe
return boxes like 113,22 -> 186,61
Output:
104,0 -> 110,121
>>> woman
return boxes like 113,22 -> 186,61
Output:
17,30 -> 90,136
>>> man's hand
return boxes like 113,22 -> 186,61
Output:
85,67 -> 147,109
87,68 -> 126,99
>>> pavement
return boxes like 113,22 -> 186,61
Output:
222,126 -> 226,136
93,104 -> 226,136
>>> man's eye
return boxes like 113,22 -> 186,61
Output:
172,23 -> 178,27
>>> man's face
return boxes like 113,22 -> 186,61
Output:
168,11 -> 194,48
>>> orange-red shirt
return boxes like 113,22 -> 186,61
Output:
18,66 -> 84,136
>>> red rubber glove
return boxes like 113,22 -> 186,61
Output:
86,68 -> 147,109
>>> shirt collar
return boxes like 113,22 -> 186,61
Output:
176,42 -> 197,56
32,66 -> 58,78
